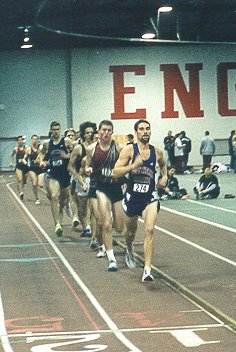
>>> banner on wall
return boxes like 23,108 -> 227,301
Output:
71,46 -> 236,164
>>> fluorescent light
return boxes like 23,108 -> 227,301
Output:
158,6 -> 173,13
21,44 -> 33,49
142,32 -> 156,39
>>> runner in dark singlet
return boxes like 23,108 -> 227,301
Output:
23,135 -> 44,204
9,135 -> 29,200
86,120 -> 125,272
39,121 -> 73,237
113,119 -> 167,282
68,121 -> 97,239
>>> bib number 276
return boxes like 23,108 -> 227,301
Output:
133,183 -> 149,193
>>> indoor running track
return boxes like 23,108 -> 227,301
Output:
0,174 -> 236,351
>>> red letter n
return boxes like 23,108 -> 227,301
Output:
218,62 -> 236,116
109,65 -> 146,120
160,64 -> 204,118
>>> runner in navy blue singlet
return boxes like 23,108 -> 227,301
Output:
113,119 -> 167,282
39,121 -> 73,237
23,134 -> 44,204
9,135 -> 28,200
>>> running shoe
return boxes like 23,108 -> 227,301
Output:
35,199 -> 40,205
89,240 -> 98,250
142,269 -> 154,282
125,251 -> 136,269
72,217 -> 80,229
160,195 -> 168,200
108,261 -> 118,272
55,224 -> 63,237
96,245 -> 106,258
80,228 -> 91,237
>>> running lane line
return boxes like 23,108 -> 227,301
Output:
138,218 -> 236,267
187,199 -> 236,214
6,183 -> 141,352
0,292 -> 13,352
161,205 -> 236,234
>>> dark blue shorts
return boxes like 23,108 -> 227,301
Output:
46,169 -> 71,189
29,165 -> 44,176
122,192 -> 160,217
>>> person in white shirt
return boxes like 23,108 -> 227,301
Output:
174,132 -> 185,174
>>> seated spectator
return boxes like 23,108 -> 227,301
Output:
157,167 -> 189,200
193,167 -> 220,200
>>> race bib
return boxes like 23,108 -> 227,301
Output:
133,183 -> 149,193
52,159 -> 63,167
51,149 -> 63,167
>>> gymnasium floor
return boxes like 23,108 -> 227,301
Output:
0,171 -> 236,351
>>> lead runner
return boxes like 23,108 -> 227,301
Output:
113,119 -> 167,282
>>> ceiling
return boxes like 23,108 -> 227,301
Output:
1,0 -> 236,51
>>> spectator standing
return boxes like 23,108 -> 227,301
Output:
193,167 -> 220,199
163,130 -> 175,166
174,132 -> 185,174
181,131 -> 192,173
232,134 -> 236,173
228,130 -> 235,170
200,131 -> 215,171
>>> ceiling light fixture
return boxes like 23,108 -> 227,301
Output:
18,26 -> 33,49
158,6 -> 173,13
141,32 -> 156,39
141,18 -> 157,39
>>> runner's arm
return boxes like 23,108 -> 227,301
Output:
9,147 -> 17,167
68,144 -> 82,178
38,140 -> 49,167
156,147 -> 167,187
113,145 -> 142,178
85,143 -> 95,175
78,157 -> 88,190
22,147 -> 30,165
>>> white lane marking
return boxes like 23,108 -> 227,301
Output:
6,183 -> 141,352
162,328 -> 220,347
7,323 -> 224,339
138,218 -> 236,267
0,292 -> 14,352
160,206 -> 236,234
187,199 -> 236,214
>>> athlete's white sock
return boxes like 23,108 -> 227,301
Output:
106,249 -> 116,262
144,267 -> 151,274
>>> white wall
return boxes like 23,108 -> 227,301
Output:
1,45 -> 236,167
71,45 -> 236,165
0,49 -> 70,142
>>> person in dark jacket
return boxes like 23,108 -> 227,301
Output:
181,130 -> 192,173
228,130 -> 235,170
193,167 -> 220,199
158,167 -> 188,200
163,130 -> 175,167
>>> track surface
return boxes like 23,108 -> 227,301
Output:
0,173 -> 236,351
